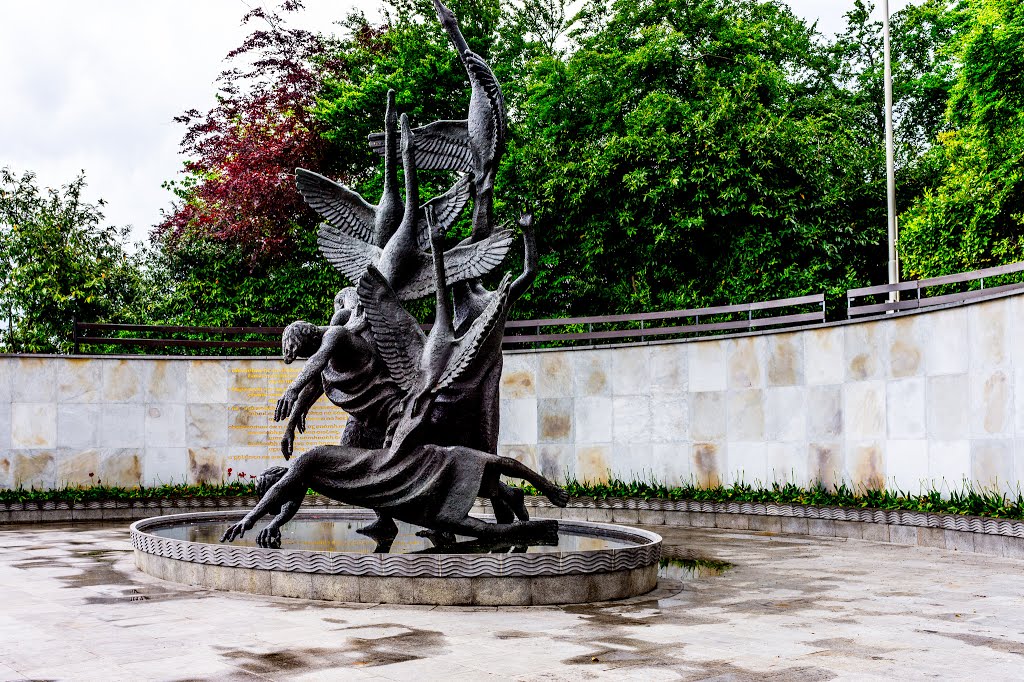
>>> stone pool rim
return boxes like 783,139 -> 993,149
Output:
130,508 -> 662,605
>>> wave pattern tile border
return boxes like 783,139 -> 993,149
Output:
130,509 -> 663,580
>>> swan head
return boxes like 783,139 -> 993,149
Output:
432,0 -> 456,26
400,113 -> 414,155
385,89 -> 397,129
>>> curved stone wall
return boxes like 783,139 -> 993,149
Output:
1,289 -> 1022,492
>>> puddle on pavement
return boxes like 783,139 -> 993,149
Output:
658,555 -> 733,581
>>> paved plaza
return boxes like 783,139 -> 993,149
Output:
0,522 -> 1022,680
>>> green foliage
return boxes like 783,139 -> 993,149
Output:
0,168 -> 141,353
516,477 -> 1024,519
6,478 -> 1024,521
899,0 -> 1024,278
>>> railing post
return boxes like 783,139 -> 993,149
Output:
588,322 -> 594,348
72,317 -> 79,356
980,277 -> 985,290
748,307 -> 752,331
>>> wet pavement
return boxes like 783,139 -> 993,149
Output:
0,522 -> 1022,680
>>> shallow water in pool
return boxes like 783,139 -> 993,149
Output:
149,517 -> 639,554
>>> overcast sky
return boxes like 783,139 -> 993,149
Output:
0,0 -> 911,245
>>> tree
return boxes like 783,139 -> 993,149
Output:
898,0 -> 1024,278
0,168 -> 139,353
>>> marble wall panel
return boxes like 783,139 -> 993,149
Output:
766,333 -> 803,387
538,444 -> 575,482
649,343 -> 687,395
57,403 -> 100,449
728,390 -> 764,442
727,337 -> 764,390
764,387 -> 806,442
11,357 -> 57,403
0,359 -> 10,404
498,444 -> 538,470
574,397 -> 613,444
0,403 -> 9,456
187,403 -> 229,448
928,440 -> 970,491
887,316 -> 925,379
572,350 -> 611,397
9,450 -> 55,488
767,442 -> 806,485
970,369 -> 1013,437
57,359 -> 101,403
728,442 -> 767,485
927,374 -> 969,441
807,442 -> 844,489
611,346 -> 650,396
101,359 -> 145,403
806,385 -> 842,440
187,361 -> 228,404
886,378 -> 925,440
886,439 -> 929,493
498,399 -> 538,445
688,341 -> 727,392
651,443 -> 691,484
575,444 -> 610,483
969,300 -> 1010,368
188,447 -> 224,484
612,396 -> 652,444
145,404 -> 188,448
845,324 -> 887,381
538,398 -> 574,443
144,447 -> 190,485
650,397 -> 688,443
847,441 -> 885,489
691,442 -> 724,487
11,403 -> 55,448
927,308 -> 968,375
805,327 -> 844,385
146,361 -> 186,403
972,439 -> 1014,492
537,353 -> 573,398
501,353 -> 538,399
98,404 -> 145,448
611,443 -> 654,480
690,392 -> 725,442
843,381 -> 886,440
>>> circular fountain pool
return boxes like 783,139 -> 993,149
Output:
131,509 -> 661,605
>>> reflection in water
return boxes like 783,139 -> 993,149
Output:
150,518 -> 638,555
658,557 -> 733,581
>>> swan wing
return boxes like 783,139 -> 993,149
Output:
369,120 -> 473,172
317,222 -> 382,283
463,50 -> 507,159
437,273 -> 511,390
416,174 -> 471,250
296,168 -> 376,243
356,265 -> 426,393
394,228 -> 514,300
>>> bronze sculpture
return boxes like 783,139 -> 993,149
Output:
224,0 -> 566,548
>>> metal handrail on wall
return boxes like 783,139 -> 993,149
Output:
847,260 -> 1024,317
69,259 -> 1024,355
73,292 -> 826,355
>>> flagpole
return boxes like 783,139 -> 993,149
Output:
883,0 -> 898,303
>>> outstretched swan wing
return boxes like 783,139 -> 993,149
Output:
296,169 -> 376,243
417,174 -> 471,250
394,228 -> 515,301
437,272 -> 511,390
317,223 -> 382,283
369,120 -> 473,173
356,265 -> 426,393
463,50 -> 507,158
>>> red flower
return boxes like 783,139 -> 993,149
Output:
227,468 -> 233,476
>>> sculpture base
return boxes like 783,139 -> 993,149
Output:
130,509 -> 662,605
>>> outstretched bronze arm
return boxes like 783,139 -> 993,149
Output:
280,382 -> 324,459
221,469 -> 305,546
276,325 -> 344,423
